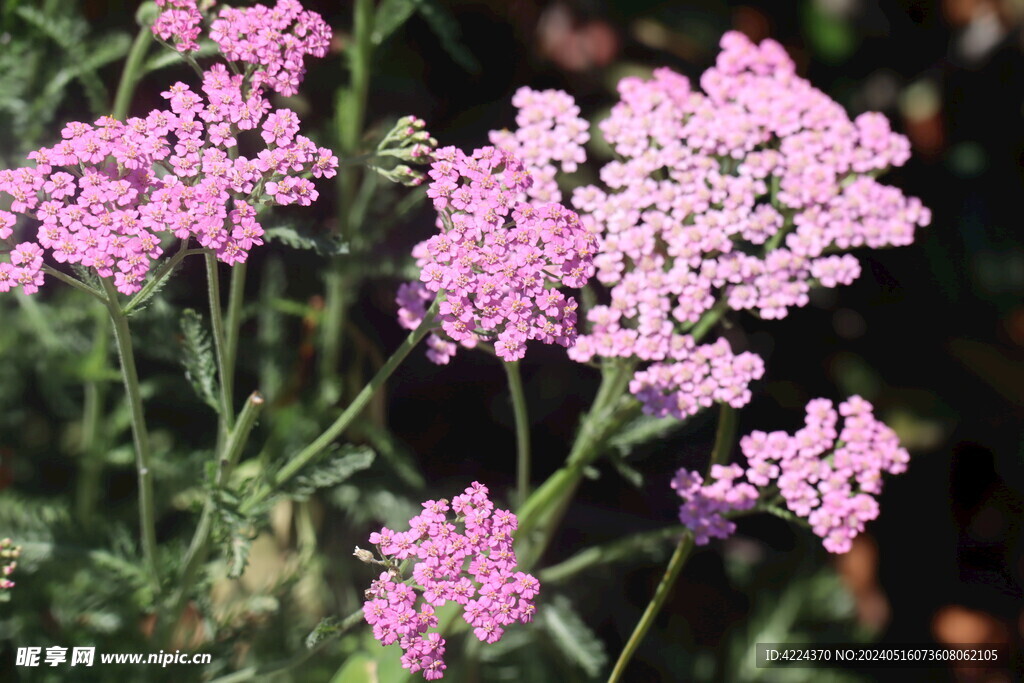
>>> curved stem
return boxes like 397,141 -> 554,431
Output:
112,26 -> 153,119
503,361 -> 531,506
242,297 -> 441,514
100,278 -> 160,592
605,533 -> 695,683
606,402 -> 739,681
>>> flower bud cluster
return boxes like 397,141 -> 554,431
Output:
0,538 -> 21,591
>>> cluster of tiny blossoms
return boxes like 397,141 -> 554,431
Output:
1,538 -> 20,591
671,464 -> 758,545
0,60 -> 337,295
629,337 -> 764,420
361,483 -> 539,680
491,33 -> 930,420
673,396 -> 909,553
489,87 -> 589,203
155,0 -> 331,96
397,145 -> 597,363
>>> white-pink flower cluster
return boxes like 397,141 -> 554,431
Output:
491,31 -> 931,421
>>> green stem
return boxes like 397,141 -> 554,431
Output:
205,254 -> 234,435
320,0 -> 375,389
112,26 -> 153,119
41,265 -> 105,302
515,360 -> 635,571
689,297 -> 730,342
208,608 -> 364,683
167,392 -> 264,638
100,278 -> 160,592
710,404 -> 737,469
76,305 -> 110,529
605,534 -> 696,683
223,261 -> 248,423
606,402 -> 739,681
503,361 -> 531,506
243,297 -> 441,514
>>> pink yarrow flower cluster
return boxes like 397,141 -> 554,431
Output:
489,87 -> 589,203
673,396 -> 909,553
154,0 -> 331,97
0,63 -> 337,295
493,32 -> 930,420
0,538 -> 20,591
152,0 -> 204,52
397,145 -> 597,363
361,483 -> 539,680
628,337 -> 764,420
671,464 -> 759,545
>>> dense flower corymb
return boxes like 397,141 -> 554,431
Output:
154,0 -> 332,97
673,396 -> 909,553
361,482 -> 539,679
492,33 -> 930,421
398,145 -> 597,363
0,63 -> 336,296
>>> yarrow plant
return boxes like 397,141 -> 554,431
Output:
396,145 -> 597,363
672,396 -> 909,553
2,0 -> 939,678
154,0 -> 331,96
359,483 -> 539,679
0,538 -> 20,592
0,61 -> 336,294
491,32 -> 930,424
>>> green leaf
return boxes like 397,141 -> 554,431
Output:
415,0 -> 481,74
227,530 -> 254,578
607,414 -> 686,458
179,308 -> 221,413
372,0 -> 418,45
284,444 -> 376,501
539,526 -> 684,584
142,39 -> 219,74
606,451 -> 643,488
538,595 -> 608,678
265,226 -> 350,257
306,616 -> 343,649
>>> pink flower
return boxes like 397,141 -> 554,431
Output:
398,145 -> 596,363
0,61 -> 334,297
672,396 -> 909,553
361,483 -> 539,679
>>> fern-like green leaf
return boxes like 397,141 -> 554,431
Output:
179,308 -> 221,413
538,595 -> 609,678
284,444 -> 376,501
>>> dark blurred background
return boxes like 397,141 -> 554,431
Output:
3,0 -> 1023,680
